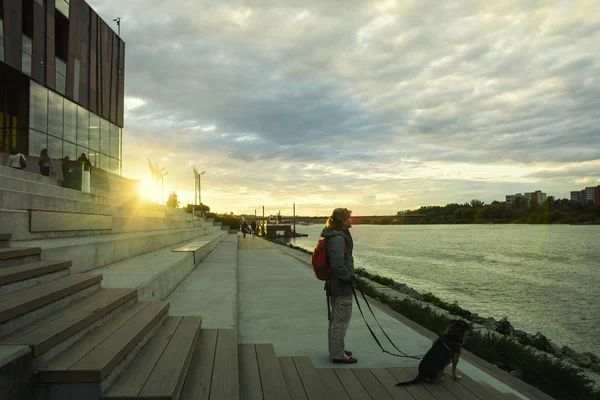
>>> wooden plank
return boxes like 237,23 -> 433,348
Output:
104,316 -> 182,398
292,357 -> 328,400
0,273 -> 103,323
333,369 -> 371,400
0,260 -> 71,286
280,357 -> 308,400
209,329 -> 239,400
352,369 -> 393,400
70,301 -> 169,381
5,288 -> 136,356
0,247 -> 41,260
38,302 -> 149,372
403,368 -> 457,400
239,344 -> 263,400
388,369 -> 436,400
455,375 -> 502,400
256,344 -> 290,400
317,369 -> 349,400
140,317 -> 202,398
369,368 -> 415,400
180,329 -> 219,400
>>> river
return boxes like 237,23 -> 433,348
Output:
287,224 -> 600,355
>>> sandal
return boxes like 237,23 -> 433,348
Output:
344,350 -> 353,356
332,356 -> 358,364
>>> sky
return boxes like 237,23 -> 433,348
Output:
88,0 -> 600,216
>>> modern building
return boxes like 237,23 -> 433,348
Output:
0,0 -> 124,175
570,186 -> 600,205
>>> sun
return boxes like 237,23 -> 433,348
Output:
138,177 -> 159,202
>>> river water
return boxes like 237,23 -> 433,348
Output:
288,224 -> 600,355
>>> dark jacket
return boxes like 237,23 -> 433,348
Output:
321,227 -> 354,297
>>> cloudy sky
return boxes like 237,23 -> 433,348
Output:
89,0 -> 599,216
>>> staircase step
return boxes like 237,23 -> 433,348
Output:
291,357 -> 328,400
0,233 -> 10,248
36,301 -> 169,383
256,344 -> 290,400
0,260 -> 71,290
0,247 -> 42,267
0,273 -> 103,336
104,316 -> 202,399
2,288 -> 137,358
280,357 -> 309,400
180,329 -> 238,400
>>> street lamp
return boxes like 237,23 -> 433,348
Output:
199,171 -> 205,205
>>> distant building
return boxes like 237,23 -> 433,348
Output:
506,190 -> 547,207
506,193 -> 526,206
571,186 -> 600,204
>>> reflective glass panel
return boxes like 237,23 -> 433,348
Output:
48,134 -> 63,159
22,53 -> 32,76
76,106 -> 89,147
56,0 -> 69,18
73,59 -> 80,102
99,153 -> 109,171
88,151 -> 97,167
55,72 -> 66,95
29,129 -> 47,156
22,35 -> 32,54
48,91 -> 64,139
63,100 -> 77,143
29,82 -> 48,133
109,157 -> 119,174
109,123 -> 119,158
89,114 -> 100,151
100,118 -> 110,154
63,141 -> 76,160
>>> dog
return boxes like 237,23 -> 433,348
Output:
396,319 -> 472,386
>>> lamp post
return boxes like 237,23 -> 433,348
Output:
198,171 -> 205,205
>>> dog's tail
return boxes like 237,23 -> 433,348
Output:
395,376 -> 422,387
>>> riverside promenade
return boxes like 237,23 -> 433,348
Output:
166,233 -> 554,400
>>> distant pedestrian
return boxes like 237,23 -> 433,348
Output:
7,148 -> 27,170
241,221 -> 249,238
251,220 -> 257,236
77,152 -> 92,192
38,148 -> 54,177
322,208 -> 357,364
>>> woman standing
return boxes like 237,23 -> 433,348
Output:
322,207 -> 357,364
38,148 -> 54,177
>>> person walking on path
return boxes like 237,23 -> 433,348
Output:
241,220 -> 249,238
251,220 -> 257,236
322,207 -> 357,364
7,148 -> 26,170
38,148 -> 54,177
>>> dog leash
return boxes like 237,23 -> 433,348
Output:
351,277 -> 423,360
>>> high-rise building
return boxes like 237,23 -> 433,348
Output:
0,0 -> 125,175
570,186 -> 600,205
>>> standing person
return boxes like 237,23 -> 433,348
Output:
38,148 -> 54,177
322,208 -> 357,364
77,153 -> 92,193
241,220 -> 249,238
7,148 -> 27,170
251,220 -> 257,236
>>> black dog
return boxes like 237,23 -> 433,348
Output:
396,319 -> 471,386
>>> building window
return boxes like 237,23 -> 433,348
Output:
76,106 -> 89,148
98,153 -> 109,170
63,99 -> 77,143
29,129 -> 47,156
109,157 -> 119,175
29,82 -> 48,133
34,0 -> 44,6
100,118 -> 110,155
0,19 -> 5,63
48,134 -> 63,159
55,58 -> 67,95
89,114 -> 100,151
109,123 -> 119,158
56,0 -> 69,18
48,90 -> 64,139
73,59 -> 80,102
63,140 -> 76,159
76,145 -> 88,160
22,35 -> 33,76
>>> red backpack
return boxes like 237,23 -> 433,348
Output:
311,237 -> 346,281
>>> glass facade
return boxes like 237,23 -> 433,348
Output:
56,0 -> 70,18
55,58 -> 67,95
0,19 -> 4,63
28,81 -> 122,174
22,35 -> 33,76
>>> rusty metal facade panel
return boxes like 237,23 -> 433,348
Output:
32,2 -> 44,82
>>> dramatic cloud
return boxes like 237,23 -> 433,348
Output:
89,0 -> 600,214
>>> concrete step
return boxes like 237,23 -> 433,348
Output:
240,344 -> 290,400
0,260 -> 72,295
15,227 -> 216,273
1,288 -> 137,365
0,233 -> 11,248
0,273 -> 103,337
0,247 -> 42,267
104,316 -> 202,399
180,329 -> 239,400
35,301 -> 170,400
98,231 -> 228,301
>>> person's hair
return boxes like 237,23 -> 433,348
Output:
39,148 -> 49,161
10,148 -> 18,155
326,208 -> 351,230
